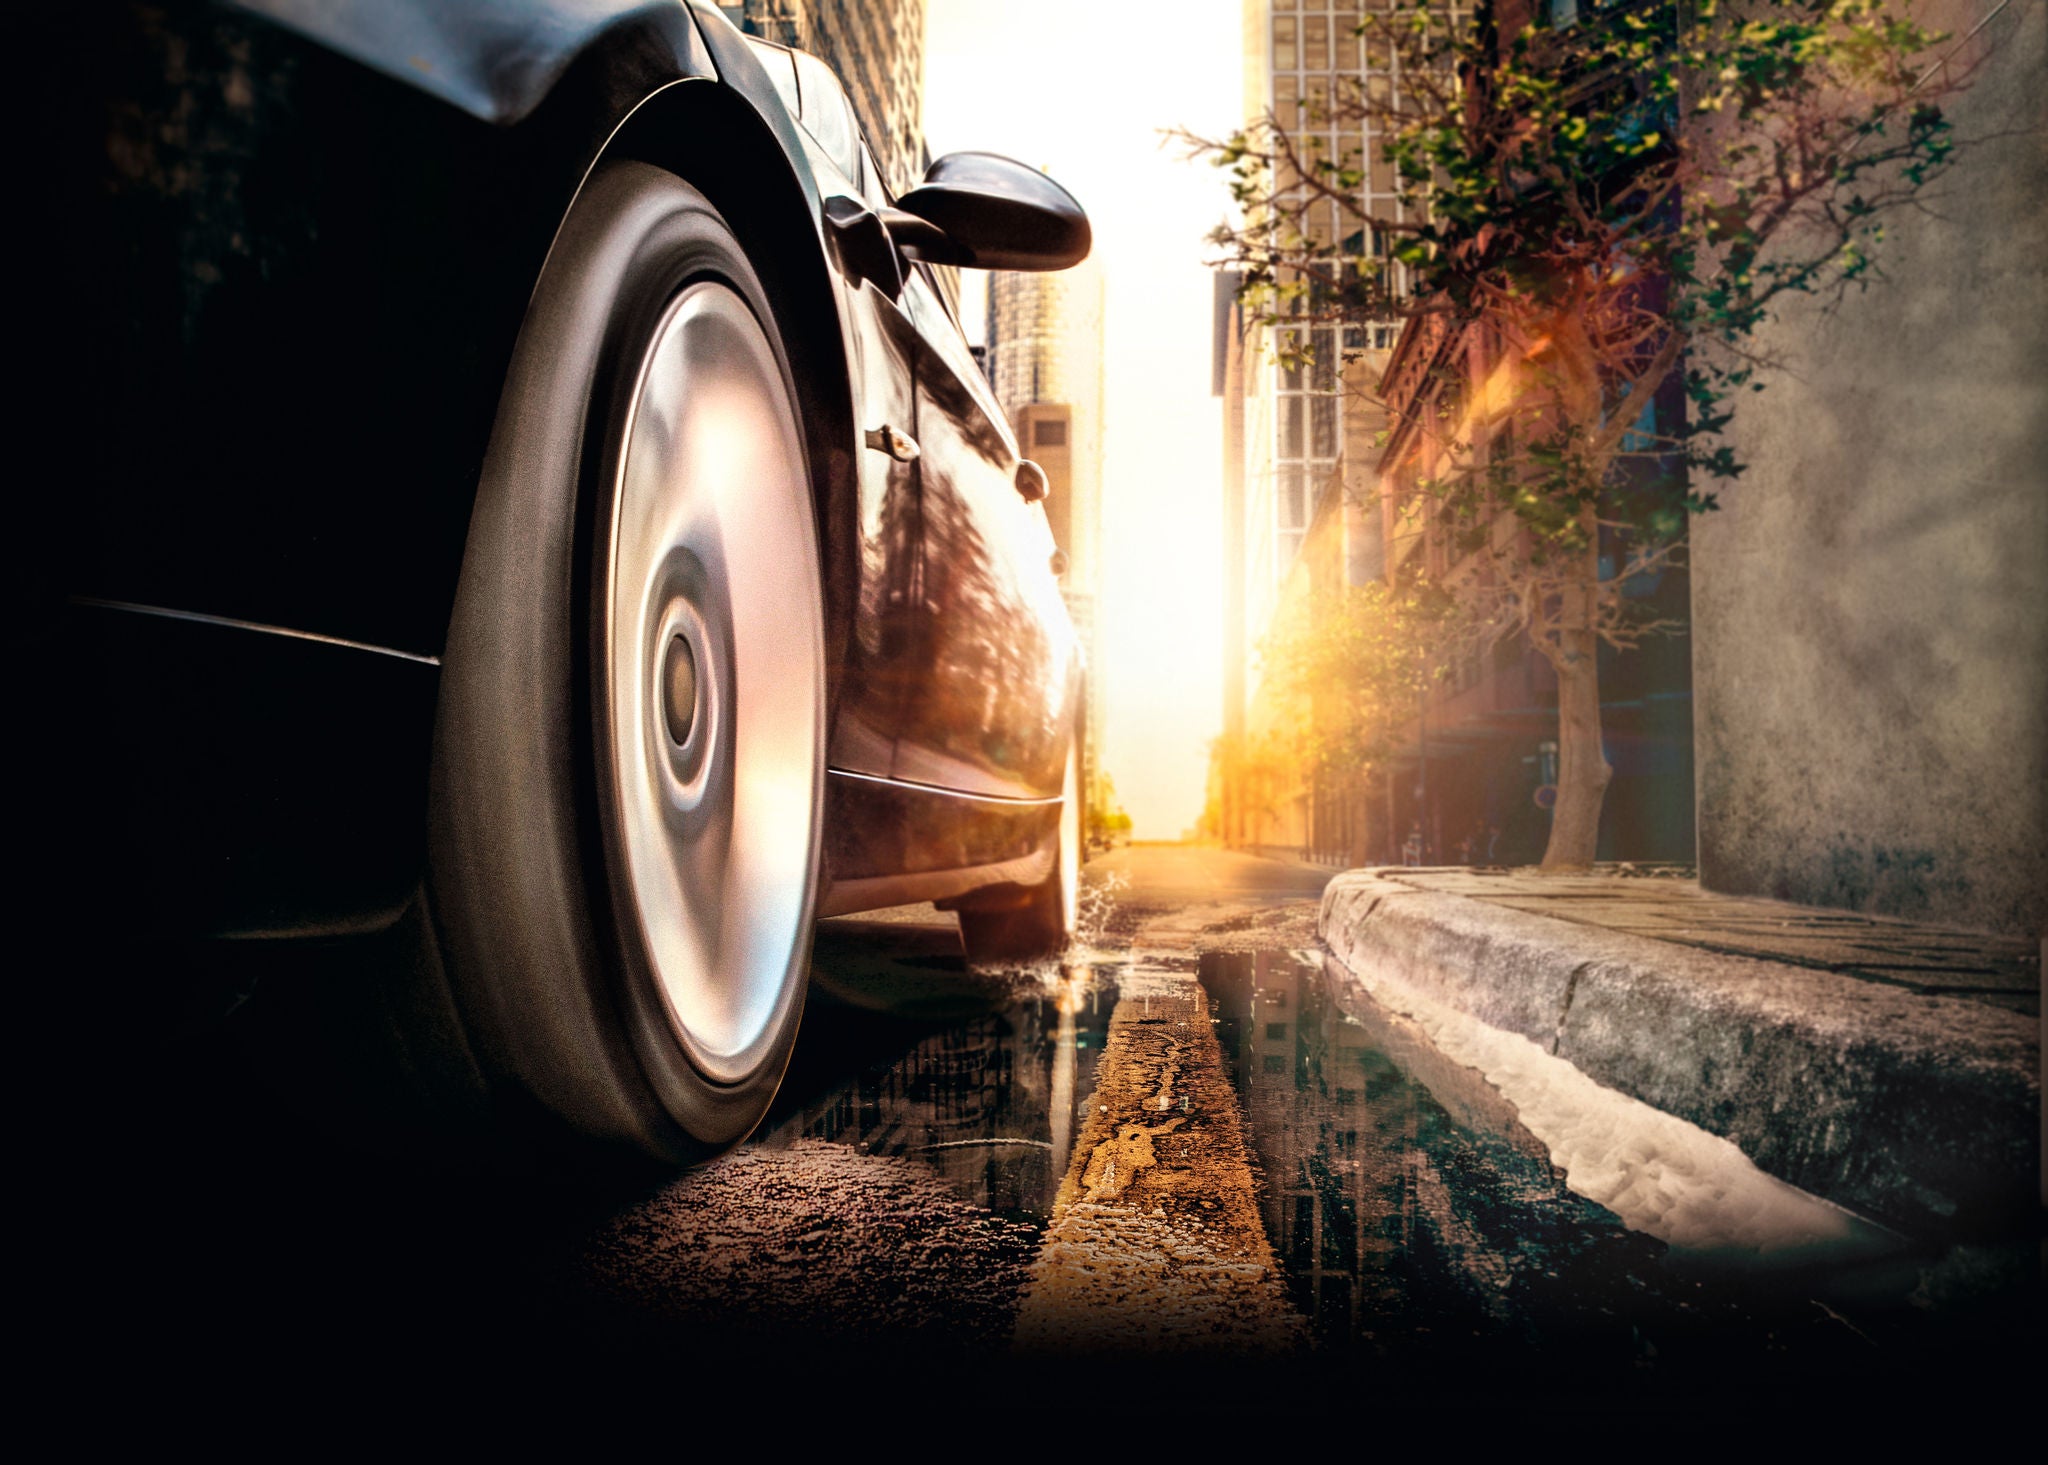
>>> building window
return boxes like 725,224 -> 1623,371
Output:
1273,74 -> 1299,131
1272,324 -> 1341,569
1279,466 -> 1307,530
1273,16 -> 1298,71
1304,14 -> 1329,71
1253,2 -> 1464,591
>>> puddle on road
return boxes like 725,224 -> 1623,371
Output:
1203,948 -> 2036,1377
720,922 -> 2030,1376
756,920 -> 1120,1223
576,922 -> 1126,1356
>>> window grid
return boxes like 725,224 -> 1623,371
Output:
1270,1 -> 1465,275
1271,322 -> 1341,572
1265,2 -> 1467,574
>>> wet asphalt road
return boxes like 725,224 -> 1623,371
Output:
51,844 -> 2040,1414
574,843 -> 1339,1364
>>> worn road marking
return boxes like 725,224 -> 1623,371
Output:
1012,961 -> 1307,1354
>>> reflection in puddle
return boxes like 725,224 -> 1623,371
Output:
1207,949 -> 1665,1355
1200,949 -> 2022,1373
763,932 -> 1118,1222
739,927 -> 2031,1375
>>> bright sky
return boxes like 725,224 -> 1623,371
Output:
924,0 -> 1244,840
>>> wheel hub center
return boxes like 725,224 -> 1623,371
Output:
661,632 -> 699,746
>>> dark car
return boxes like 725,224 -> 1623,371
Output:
34,0 -> 1089,1166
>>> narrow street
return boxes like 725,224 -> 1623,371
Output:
559,842 -> 1340,1365
70,843 -> 2036,1412
573,845 -> 2037,1385
36,0 -> 2044,1435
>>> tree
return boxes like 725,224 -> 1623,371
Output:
1201,728 -> 1304,846
1259,575 -> 1474,777
1088,771 -> 1134,847
1186,0 -> 1978,868
1201,573 -> 1471,855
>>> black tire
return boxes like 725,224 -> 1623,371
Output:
428,162 -> 827,1166
957,747 -> 1080,965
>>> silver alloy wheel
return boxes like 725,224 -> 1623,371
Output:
600,279 -> 825,1085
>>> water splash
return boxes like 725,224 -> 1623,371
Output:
1073,868 -> 1130,955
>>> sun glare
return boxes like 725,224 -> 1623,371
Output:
925,0 -> 1242,840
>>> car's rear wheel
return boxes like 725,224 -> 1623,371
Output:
429,162 -> 825,1165
956,746 -> 1080,965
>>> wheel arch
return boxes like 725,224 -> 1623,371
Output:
226,0 -> 863,677
586,81 -> 864,710
43,2 -> 862,960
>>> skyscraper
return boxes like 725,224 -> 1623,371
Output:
1219,0 -> 1405,859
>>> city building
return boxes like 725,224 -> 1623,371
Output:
1216,0 -> 1693,866
985,262 -> 1109,835
1370,313 -> 1695,870
718,0 -> 928,194
1215,1 -> 1410,861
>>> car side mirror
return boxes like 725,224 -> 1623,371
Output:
886,152 -> 1090,272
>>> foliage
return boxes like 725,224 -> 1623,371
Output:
1201,577 -> 1473,842
1183,0 -> 1978,863
1087,772 -> 1134,844
1201,729 -> 1294,836
1187,0 -> 1971,608
1257,576 -> 1477,775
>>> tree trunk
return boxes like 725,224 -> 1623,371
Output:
1542,628 -> 1611,869
1541,535 -> 1613,871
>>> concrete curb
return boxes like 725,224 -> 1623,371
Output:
1319,869 -> 2040,1240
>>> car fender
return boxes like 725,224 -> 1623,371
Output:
232,2 -> 827,223
231,0 -> 714,126
44,0 -> 864,940
225,0 -> 853,635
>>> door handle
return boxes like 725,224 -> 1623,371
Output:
865,425 -> 919,462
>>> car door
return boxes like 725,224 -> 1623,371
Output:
783,42 -> 1075,804
891,264 -> 1078,801
770,41 -> 923,781
828,245 -> 925,779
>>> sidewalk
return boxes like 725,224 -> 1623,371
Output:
1319,866 -> 2040,1240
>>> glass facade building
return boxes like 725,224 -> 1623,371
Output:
1237,0 -> 1427,633
1236,1 -> 1409,698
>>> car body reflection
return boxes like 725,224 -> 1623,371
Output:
764,942 -> 1117,1220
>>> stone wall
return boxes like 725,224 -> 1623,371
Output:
1691,0 -> 2048,937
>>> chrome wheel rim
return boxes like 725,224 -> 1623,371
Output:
603,280 -> 824,1084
